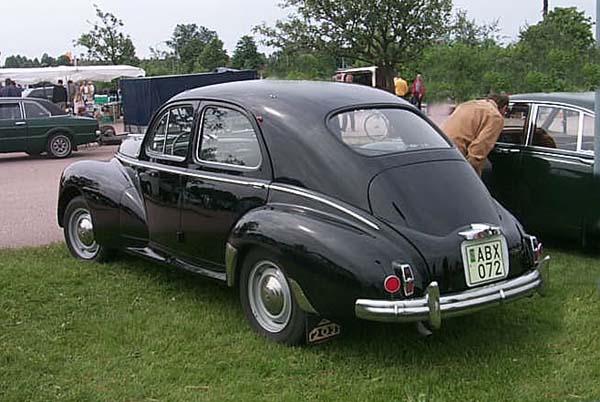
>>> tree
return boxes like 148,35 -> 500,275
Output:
40,53 -> 56,67
511,7 -> 599,92
75,5 -> 137,65
543,0 -> 549,17
231,35 -> 265,70
255,0 -> 452,92
264,49 -> 337,79
194,38 -> 229,72
167,24 -> 217,73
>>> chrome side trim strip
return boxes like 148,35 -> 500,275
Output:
117,153 -> 381,231
270,184 -> 380,230
116,153 -> 268,188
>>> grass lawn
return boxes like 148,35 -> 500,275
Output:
1,244 -> 599,402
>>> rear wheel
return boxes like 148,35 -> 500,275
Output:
48,133 -> 72,158
63,196 -> 113,262
239,249 -> 306,345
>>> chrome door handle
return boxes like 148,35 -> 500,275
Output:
495,148 -> 520,154
14,121 -> 26,126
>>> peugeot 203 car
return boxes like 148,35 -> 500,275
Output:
483,92 -> 596,246
57,81 -> 549,345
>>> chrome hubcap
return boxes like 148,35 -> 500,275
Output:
68,208 -> 99,259
248,261 -> 292,333
51,136 -> 71,157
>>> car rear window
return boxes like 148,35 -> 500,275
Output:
329,108 -> 450,156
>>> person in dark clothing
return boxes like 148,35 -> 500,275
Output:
0,79 -> 19,97
52,79 -> 68,110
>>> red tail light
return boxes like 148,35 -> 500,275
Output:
384,275 -> 401,294
528,236 -> 543,264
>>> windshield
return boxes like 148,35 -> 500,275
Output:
329,108 -> 450,156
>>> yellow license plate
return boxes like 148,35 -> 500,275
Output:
461,236 -> 509,287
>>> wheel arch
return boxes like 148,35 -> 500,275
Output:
225,204 -> 411,319
57,185 -> 84,227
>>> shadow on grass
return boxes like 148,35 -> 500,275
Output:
103,250 -> 563,369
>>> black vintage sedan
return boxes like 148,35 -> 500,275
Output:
57,80 -> 549,345
0,97 -> 99,158
483,92 -> 596,246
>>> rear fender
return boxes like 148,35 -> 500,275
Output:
227,204 -> 424,319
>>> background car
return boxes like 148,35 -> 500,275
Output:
22,86 -> 55,102
57,81 -> 548,345
0,97 -> 99,158
482,92 -> 595,246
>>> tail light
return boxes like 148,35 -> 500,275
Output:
528,235 -> 543,264
383,275 -> 401,294
400,264 -> 415,296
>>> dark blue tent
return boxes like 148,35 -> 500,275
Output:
121,70 -> 257,127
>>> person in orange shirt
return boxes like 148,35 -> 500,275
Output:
440,93 -> 509,176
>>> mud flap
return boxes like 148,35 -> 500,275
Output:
306,316 -> 341,344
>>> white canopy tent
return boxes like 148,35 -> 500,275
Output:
0,65 -> 145,85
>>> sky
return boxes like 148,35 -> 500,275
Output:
0,0 -> 596,64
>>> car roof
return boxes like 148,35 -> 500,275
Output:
170,79 -> 404,113
510,92 -> 595,113
0,97 -> 67,115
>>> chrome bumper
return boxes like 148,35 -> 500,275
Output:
355,256 -> 550,329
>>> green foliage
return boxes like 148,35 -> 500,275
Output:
3,55 -> 40,68
193,38 -> 229,72
231,35 -> 265,70
256,0 -> 453,92
166,24 -> 218,73
410,6 -> 599,101
264,50 -> 337,80
75,5 -> 137,65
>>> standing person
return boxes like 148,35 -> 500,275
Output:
340,74 -> 356,132
440,93 -> 509,176
410,74 -> 425,110
67,80 -> 77,110
87,81 -> 95,103
1,79 -> 18,97
52,79 -> 68,110
394,76 -> 408,97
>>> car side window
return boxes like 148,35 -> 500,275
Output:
24,102 -> 50,118
198,106 -> 262,168
0,103 -> 22,120
533,106 -> 579,151
146,105 -> 194,158
581,114 -> 594,153
499,103 -> 529,145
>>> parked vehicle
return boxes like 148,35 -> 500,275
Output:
0,97 -> 99,158
22,86 -> 55,102
482,92 -> 596,245
57,81 -> 549,345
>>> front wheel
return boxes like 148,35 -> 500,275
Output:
239,249 -> 306,345
63,196 -> 113,262
48,133 -> 72,158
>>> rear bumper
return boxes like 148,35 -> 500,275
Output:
355,256 -> 550,329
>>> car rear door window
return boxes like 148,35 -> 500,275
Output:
24,102 -> 50,119
0,103 -> 22,120
533,106 -> 579,151
197,106 -> 262,168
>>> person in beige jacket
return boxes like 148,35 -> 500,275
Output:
440,94 -> 509,175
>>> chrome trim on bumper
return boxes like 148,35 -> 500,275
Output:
355,256 -> 550,328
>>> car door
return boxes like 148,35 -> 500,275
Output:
22,101 -> 52,153
517,103 -> 592,238
0,102 -> 27,152
179,103 -> 271,269
485,102 -> 531,218
137,102 -> 197,254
